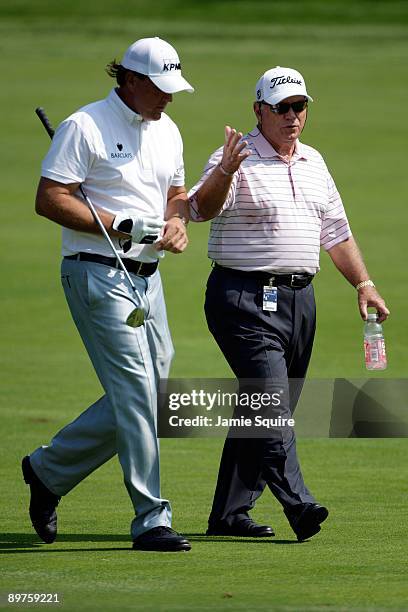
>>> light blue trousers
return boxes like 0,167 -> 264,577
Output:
30,258 -> 174,538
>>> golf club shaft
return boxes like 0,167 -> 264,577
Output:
78,185 -> 139,293
35,107 -> 142,298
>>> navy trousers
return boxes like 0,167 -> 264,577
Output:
205,265 -> 316,528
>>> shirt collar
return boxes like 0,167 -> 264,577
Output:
106,88 -> 143,125
248,128 -> 308,161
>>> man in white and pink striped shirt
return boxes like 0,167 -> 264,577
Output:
189,66 -> 389,542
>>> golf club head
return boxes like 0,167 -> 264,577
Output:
126,307 -> 145,328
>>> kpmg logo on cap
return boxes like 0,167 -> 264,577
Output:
269,75 -> 302,90
163,58 -> 181,72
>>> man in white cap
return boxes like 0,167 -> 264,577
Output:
189,66 -> 389,541
22,37 -> 194,552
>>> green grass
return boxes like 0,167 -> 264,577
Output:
2,0 -> 408,24
3,436 -> 408,611
1,2 -> 408,610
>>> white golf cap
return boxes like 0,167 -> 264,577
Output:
255,66 -> 313,105
121,37 -> 194,94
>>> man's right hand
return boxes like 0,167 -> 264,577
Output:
190,126 -> 252,222
112,212 -> 164,244
220,125 -> 252,174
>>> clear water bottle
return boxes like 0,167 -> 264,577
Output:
364,313 -> 387,370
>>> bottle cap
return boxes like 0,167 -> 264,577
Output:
367,313 -> 378,322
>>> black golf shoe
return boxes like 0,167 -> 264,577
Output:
22,456 -> 61,544
285,503 -> 329,542
207,518 -> 275,537
132,526 -> 191,552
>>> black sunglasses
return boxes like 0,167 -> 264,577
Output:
262,99 -> 308,115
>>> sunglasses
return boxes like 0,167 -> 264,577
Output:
262,99 -> 308,115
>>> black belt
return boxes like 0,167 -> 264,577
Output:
213,263 -> 314,288
65,253 -> 158,277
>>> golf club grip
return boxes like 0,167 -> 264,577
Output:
36,107 -> 55,139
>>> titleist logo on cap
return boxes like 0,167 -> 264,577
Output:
269,75 -> 302,89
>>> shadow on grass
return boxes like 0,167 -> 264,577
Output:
184,534 -> 298,544
0,533 -> 129,549
0,532 -> 299,553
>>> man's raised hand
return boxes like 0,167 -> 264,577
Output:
220,126 -> 252,175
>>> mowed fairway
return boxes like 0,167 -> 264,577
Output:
1,1 -> 407,610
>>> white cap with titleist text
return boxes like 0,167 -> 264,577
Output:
121,37 -> 194,94
255,66 -> 313,105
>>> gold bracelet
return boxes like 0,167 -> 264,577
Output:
356,280 -> 375,291
218,163 -> 235,176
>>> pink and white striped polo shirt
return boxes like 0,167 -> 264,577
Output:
189,128 -> 352,274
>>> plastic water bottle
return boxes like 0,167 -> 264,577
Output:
364,313 -> 387,370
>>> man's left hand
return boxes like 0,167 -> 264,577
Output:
358,286 -> 390,323
154,217 -> 188,253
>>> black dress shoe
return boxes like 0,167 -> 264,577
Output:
285,503 -> 329,542
206,518 -> 275,537
132,526 -> 191,552
22,456 -> 61,544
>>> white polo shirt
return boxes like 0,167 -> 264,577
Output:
41,88 -> 185,262
189,128 -> 352,274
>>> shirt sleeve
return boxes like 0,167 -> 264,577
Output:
41,119 -> 93,184
188,147 -> 238,223
320,172 -> 352,250
170,123 -> 185,187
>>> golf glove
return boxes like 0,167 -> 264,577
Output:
113,212 -> 164,244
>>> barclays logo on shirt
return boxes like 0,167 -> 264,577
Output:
111,152 -> 133,159
110,142 -> 133,159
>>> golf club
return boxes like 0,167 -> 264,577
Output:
35,106 -> 145,328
